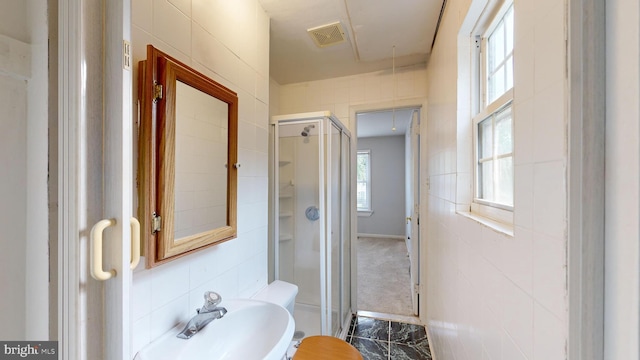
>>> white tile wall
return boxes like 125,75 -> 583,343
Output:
532,81 -> 565,164
532,161 -> 566,239
532,303 -> 565,360
131,1 -> 270,358
424,0 -> 568,358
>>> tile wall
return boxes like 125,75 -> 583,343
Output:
130,0 -> 270,357
424,0 -> 568,358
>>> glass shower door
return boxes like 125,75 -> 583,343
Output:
275,121 -> 323,336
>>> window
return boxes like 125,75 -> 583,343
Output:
473,1 -> 514,216
476,105 -> 513,208
485,4 -> 514,105
357,150 -> 371,212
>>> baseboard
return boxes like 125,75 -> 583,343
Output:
425,322 -> 437,360
357,233 -> 405,240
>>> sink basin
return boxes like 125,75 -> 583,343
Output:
135,299 -> 295,360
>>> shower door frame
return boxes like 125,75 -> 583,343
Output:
272,117 -> 328,335
271,112 -> 353,337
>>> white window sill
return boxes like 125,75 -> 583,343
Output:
456,210 -> 514,237
358,210 -> 374,217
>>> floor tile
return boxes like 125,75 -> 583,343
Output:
350,337 -> 388,360
389,342 -> 432,360
389,321 -> 428,345
352,317 -> 389,341
348,314 -> 432,360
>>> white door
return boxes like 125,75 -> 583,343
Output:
405,110 -> 420,315
102,1 -> 134,358
58,1 -> 133,359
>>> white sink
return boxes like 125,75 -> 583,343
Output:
135,299 -> 295,360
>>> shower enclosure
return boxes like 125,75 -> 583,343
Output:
270,111 -> 353,338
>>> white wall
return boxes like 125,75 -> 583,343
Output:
268,78 -> 280,282
604,0 -> 640,358
130,1 -> 270,357
269,78 -> 280,118
357,136 -> 406,237
0,0 -> 49,340
277,65 -> 427,133
424,0 -> 568,359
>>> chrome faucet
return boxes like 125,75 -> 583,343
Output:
177,291 -> 227,339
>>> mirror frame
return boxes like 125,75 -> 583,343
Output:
138,44 -> 238,268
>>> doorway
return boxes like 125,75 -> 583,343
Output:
354,106 -> 421,318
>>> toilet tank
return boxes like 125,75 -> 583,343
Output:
252,280 -> 298,315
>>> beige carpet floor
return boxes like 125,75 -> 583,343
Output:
356,236 -> 414,316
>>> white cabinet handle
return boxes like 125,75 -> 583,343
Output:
90,219 -> 117,281
130,217 -> 141,270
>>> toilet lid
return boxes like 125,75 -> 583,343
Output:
292,336 -> 362,360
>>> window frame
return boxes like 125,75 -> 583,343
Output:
356,149 -> 372,213
473,98 -> 514,208
481,2 -> 514,107
471,0 -> 515,222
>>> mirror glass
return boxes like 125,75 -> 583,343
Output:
174,81 -> 228,240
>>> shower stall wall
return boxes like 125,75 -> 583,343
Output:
270,111 -> 353,338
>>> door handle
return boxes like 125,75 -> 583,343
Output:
90,219 -> 117,281
130,217 -> 141,269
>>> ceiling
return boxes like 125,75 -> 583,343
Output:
259,0 -> 445,85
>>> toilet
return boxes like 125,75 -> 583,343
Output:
253,281 -> 361,359
252,280 -> 298,315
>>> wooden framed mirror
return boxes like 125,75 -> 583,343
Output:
138,45 -> 238,268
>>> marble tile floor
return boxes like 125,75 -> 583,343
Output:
346,315 -> 432,360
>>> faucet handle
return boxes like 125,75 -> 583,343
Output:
201,291 -> 222,312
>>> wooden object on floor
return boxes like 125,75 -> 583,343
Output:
293,336 -> 363,360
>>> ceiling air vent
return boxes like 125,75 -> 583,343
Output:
307,22 -> 347,48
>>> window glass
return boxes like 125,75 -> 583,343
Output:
486,3 -> 514,104
480,161 -> 494,200
357,150 -> 371,211
495,107 -> 512,155
479,118 -> 493,159
496,156 -> 513,205
476,104 -> 513,208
